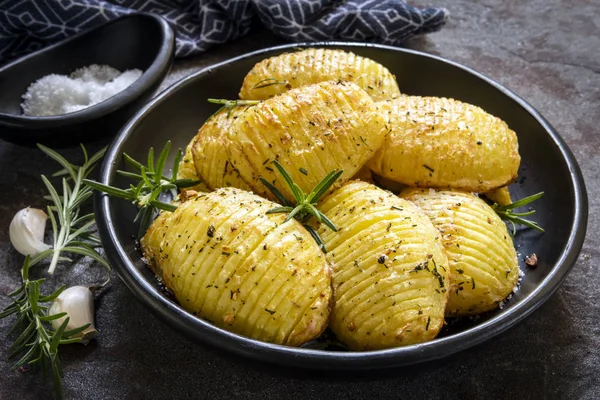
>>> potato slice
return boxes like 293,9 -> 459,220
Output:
240,48 -> 400,102
176,137 -> 210,192
400,188 -> 519,316
228,81 -> 387,201
313,181 -> 449,350
189,107 -> 252,191
483,186 -> 512,206
352,165 -> 375,184
368,96 -> 521,192
140,188 -> 332,346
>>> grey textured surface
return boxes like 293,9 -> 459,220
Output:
1,0 -> 599,399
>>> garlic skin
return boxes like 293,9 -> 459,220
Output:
49,286 -> 98,345
9,207 -> 52,256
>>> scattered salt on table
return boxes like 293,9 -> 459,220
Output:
21,64 -> 143,117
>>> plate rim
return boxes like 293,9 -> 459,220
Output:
95,42 -> 588,370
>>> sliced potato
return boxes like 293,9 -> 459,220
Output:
190,107 -> 252,191
239,48 -> 400,102
140,188 -> 332,346
368,96 -> 521,192
176,137 -> 210,192
228,81 -> 387,201
313,181 -> 449,350
483,186 -> 512,206
352,165 -> 375,184
400,188 -> 519,316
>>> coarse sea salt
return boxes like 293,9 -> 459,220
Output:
21,64 -> 143,117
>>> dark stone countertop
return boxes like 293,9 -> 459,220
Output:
1,1 -> 599,399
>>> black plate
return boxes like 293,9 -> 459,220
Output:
95,42 -> 588,370
0,13 -> 174,146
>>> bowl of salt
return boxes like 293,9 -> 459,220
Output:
0,13 -> 174,145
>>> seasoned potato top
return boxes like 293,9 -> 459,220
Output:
314,181 -> 449,350
401,188 -> 519,316
228,80 -> 387,202
190,106 -> 253,191
239,48 -> 401,102
140,188 -> 332,346
176,137 -> 211,192
368,96 -> 521,192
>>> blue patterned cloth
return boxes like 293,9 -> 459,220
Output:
0,0 -> 448,64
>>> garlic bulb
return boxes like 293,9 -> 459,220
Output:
9,207 -> 52,256
49,286 -> 98,345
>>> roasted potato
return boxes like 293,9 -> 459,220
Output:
228,80 -> 387,201
352,165 -> 375,184
188,106 -> 252,191
368,96 -> 521,192
140,188 -> 332,346
239,48 -> 401,102
483,186 -> 512,206
401,188 -> 519,316
313,181 -> 449,350
176,138 -> 210,192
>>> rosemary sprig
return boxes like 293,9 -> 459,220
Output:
492,192 -> 545,235
0,256 -> 91,398
261,160 -> 342,253
37,144 -> 110,275
207,98 -> 261,117
84,141 -> 202,238
250,77 -> 291,90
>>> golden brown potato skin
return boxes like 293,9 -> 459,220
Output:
140,188 -> 332,346
190,107 -> 252,191
314,181 -> 449,350
228,81 -> 387,202
483,186 -> 512,206
176,137 -> 210,192
239,48 -> 401,102
401,188 -> 519,316
368,96 -> 521,192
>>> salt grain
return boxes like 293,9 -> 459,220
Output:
21,64 -> 143,116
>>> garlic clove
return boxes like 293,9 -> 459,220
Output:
9,207 -> 52,256
49,286 -> 98,345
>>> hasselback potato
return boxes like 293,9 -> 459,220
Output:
400,188 -> 519,316
239,48 -> 401,102
227,80 -> 387,202
483,186 -> 512,206
368,96 -> 521,192
313,181 -> 449,350
140,188 -> 332,346
176,138 -> 210,192
189,106 -> 252,191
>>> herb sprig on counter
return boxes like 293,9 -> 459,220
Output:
261,160 -> 343,253
492,192 -> 545,234
84,140 -> 201,238
2,144 -> 110,398
38,144 -> 109,275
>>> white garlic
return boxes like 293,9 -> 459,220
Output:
9,207 -> 52,256
49,286 -> 98,345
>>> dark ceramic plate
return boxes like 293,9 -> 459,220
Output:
0,13 -> 174,146
95,43 -> 588,370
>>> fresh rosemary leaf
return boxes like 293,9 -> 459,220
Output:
1,256 -> 89,398
492,191 -> 545,234
207,98 -> 261,117
251,77 -> 290,90
85,141 -> 195,237
36,145 -> 109,275
261,160 -> 342,252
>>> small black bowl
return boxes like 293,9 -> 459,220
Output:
95,42 -> 588,370
0,13 -> 174,146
